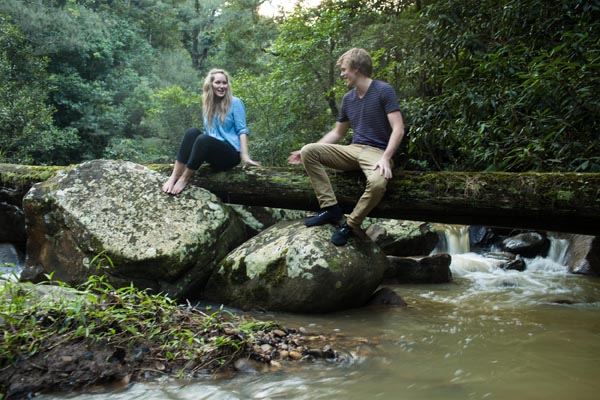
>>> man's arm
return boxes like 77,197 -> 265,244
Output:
373,110 -> 405,179
288,121 -> 350,165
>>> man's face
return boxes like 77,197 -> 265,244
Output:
339,61 -> 359,88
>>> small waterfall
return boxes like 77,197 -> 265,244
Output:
428,224 -> 580,305
546,236 -> 570,266
432,224 -> 470,254
0,243 -> 23,281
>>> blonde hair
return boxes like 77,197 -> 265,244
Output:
337,48 -> 373,78
202,68 -> 233,129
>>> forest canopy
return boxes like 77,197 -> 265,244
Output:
1,0 -> 598,172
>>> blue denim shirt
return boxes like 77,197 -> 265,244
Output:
203,97 -> 249,152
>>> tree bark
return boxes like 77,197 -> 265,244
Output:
2,163 -> 599,235
153,165 -> 600,236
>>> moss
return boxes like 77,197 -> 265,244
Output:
262,254 -> 289,286
0,164 -> 66,190
554,190 -> 575,203
325,257 -> 343,272
229,257 -> 250,285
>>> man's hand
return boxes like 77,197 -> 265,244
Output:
288,150 -> 302,165
374,157 -> 393,179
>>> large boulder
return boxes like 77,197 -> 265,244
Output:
204,220 -> 389,313
365,219 -> 439,256
21,160 -> 245,299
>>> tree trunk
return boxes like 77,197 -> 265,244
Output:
1,163 -> 599,235
153,165 -> 600,236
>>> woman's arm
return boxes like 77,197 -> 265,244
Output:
240,134 -> 261,167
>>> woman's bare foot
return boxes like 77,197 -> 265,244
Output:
170,177 -> 189,195
166,167 -> 194,195
162,175 -> 178,193
162,161 -> 187,194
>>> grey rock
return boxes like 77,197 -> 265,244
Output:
205,220 -> 388,313
500,232 -> 550,258
385,254 -> 452,283
21,159 -> 245,299
366,219 -> 439,256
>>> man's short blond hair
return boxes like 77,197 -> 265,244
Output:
337,48 -> 373,77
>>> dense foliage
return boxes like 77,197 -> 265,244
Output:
1,0 -> 598,171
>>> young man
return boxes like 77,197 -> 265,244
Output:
288,48 -> 405,246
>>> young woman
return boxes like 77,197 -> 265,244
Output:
162,68 -> 260,195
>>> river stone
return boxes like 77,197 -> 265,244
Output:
549,232 -> 600,275
21,159 -> 245,299
204,220 -> 389,313
500,231 -> 550,258
365,219 -> 439,256
385,254 -> 452,283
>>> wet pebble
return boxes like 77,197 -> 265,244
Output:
234,358 -> 260,373
273,329 -> 287,337
260,344 -> 273,353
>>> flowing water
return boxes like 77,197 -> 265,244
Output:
17,226 -> 600,399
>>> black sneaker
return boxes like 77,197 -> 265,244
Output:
304,205 -> 343,227
331,223 -> 353,246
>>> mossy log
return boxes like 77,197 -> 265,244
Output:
152,165 -> 600,235
2,163 -> 599,235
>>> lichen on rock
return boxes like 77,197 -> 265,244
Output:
21,159 -> 245,300
205,220 -> 389,313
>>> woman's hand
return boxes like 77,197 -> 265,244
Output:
241,154 -> 261,168
287,150 -> 302,165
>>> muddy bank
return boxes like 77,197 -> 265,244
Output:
0,279 -> 348,400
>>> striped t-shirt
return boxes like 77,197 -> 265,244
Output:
337,80 -> 400,150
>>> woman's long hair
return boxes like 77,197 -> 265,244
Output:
202,68 -> 233,129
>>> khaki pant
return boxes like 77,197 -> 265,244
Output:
300,143 -> 390,229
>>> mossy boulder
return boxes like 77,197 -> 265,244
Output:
204,220 -> 389,313
21,159 -> 245,300
365,219 -> 439,256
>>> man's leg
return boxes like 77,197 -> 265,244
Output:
347,146 -> 389,228
300,143 -> 361,226
332,146 -> 390,246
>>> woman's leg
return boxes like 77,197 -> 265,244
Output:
162,128 -> 202,194
165,129 -> 240,195
186,134 -> 239,171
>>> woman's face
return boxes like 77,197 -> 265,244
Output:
212,73 -> 229,98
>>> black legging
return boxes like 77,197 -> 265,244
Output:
176,128 -> 240,171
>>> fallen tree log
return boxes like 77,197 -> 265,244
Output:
150,165 -> 600,236
1,163 -> 599,235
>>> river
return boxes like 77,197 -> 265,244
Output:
21,227 -> 600,399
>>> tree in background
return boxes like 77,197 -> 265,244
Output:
0,15 -> 79,164
1,0 -> 597,172
234,0 -> 415,165
404,0 -> 600,171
